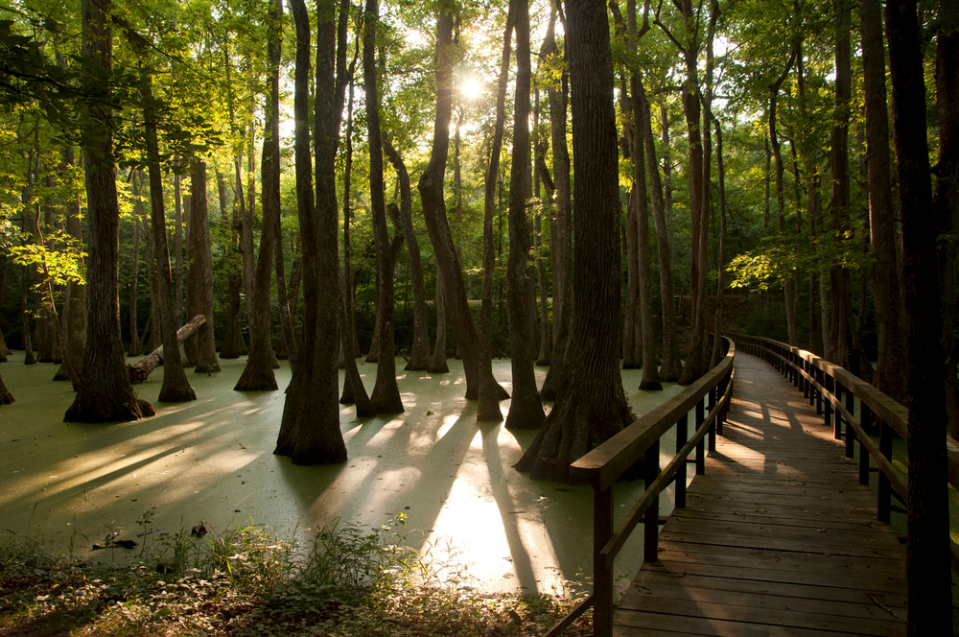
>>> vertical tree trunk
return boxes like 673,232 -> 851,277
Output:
66,0 -> 153,422
173,166 -> 184,329
128,175 -> 143,357
885,1 -> 949,633
54,144 -> 87,381
505,0 -> 545,431
637,77 -> 681,381
935,2 -> 959,438
275,0 -> 354,464
861,0 -> 907,401
540,11 -> 572,400
235,0 -> 282,391
828,0 -> 854,367
364,0 -> 403,415
187,159 -> 220,374
477,0 -> 513,422
140,65 -> 195,403
384,142 -> 432,371
516,0 -> 633,482
217,167 -> 244,359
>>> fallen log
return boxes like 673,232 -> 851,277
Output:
127,315 -> 206,384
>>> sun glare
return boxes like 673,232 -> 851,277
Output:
461,77 -> 483,101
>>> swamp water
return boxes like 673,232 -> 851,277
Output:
0,352 -> 692,597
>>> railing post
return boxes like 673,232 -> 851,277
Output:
815,368 -> 823,415
859,403 -> 872,486
675,414 -> 688,506
878,417 -> 892,523
844,386 -> 856,458
644,441 -> 661,564
708,386 -> 718,451
695,401 -> 706,475
824,373 -> 834,431
592,483 -> 614,637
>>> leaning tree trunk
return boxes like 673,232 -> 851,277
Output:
516,0 -> 633,482
417,9 -> 506,403
505,0 -> 545,431
384,141 -> 432,371
127,315 -> 205,384
885,0 -> 950,633
66,0 -> 153,423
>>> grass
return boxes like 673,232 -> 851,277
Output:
0,512 -> 592,637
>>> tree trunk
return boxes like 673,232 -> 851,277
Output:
54,144 -> 87,381
417,9 -> 506,402
66,0 -> 154,422
672,0 -> 709,385
384,141 -> 431,371
859,0 -> 908,401
828,0 -> 854,367
236,1 -> 282,391
935,2 -> 959,438
188,159 -> 220,374
139,65 -> 195,402
540,12 -> 572,400
516,0 -> 633,482
275,0 -> 351,464
128,176 -> 143,357
363,2 -> 403,414
637,75 -> 680,381
0,373 -> 13,405
217,167 -> 244,360
885,1 -> 950,633
429,270 -> 450,373
504,0 -> 545,431
127,315 -> 205,384
342,65 -> 362,360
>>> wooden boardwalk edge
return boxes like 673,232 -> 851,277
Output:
613,352 -> 907,637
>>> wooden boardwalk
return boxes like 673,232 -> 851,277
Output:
614,352 -> 907,637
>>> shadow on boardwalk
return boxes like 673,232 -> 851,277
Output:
614,352 -> 907,637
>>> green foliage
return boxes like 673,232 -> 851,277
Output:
0,513 -> 591,637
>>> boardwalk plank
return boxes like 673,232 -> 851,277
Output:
613,352 -> 907,637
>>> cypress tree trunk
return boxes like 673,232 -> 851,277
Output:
885,1 -> 949,632
516,0 -> 633,482
66,0 -> 153,422
504,0 -> 544,431
188,159 -> 220,374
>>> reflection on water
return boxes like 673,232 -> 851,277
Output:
0,353 -> 691,597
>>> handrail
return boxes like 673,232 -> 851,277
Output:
730,334 -> 959,577
730,334 -> 909,521
545,337 -> 735,637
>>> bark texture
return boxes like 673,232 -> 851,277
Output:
66,0 -> 153,423
516,0 -> 633,482
886,1 -> 950,633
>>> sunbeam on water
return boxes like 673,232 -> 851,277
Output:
0,353 -> 693,598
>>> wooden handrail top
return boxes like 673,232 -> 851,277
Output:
571,339 -> 735,492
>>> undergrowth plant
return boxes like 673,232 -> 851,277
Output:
0,513 -> 592,637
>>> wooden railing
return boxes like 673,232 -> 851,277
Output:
545,337 -> 735,637
732,334 -> 959,575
